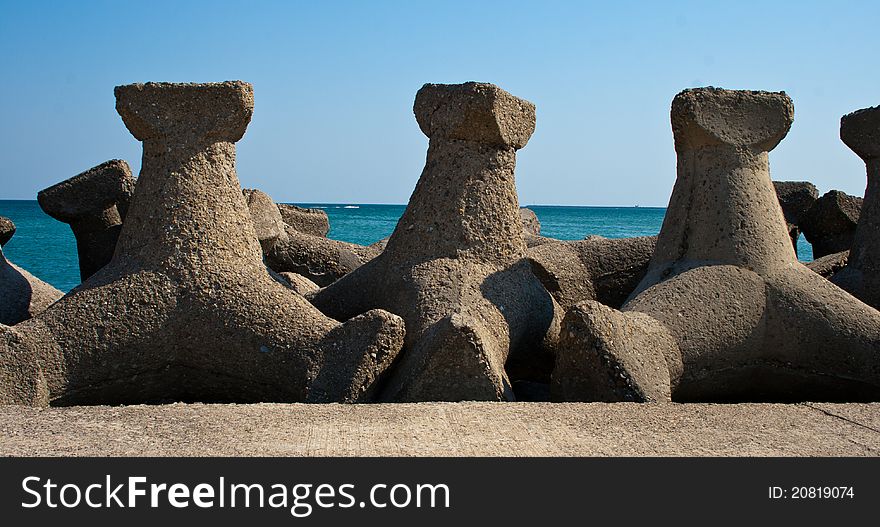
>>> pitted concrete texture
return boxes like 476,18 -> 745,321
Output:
0,82 -> 405,406
0,402 -> 877,457
311,82 -> 560,401
554,88 -> 880,404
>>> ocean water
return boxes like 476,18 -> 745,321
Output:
1,200 -> 80,292
1,200 -> 814,293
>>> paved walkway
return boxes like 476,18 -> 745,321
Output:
1,402 -> 878,456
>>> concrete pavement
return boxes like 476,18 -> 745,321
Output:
1,402 -> 878,456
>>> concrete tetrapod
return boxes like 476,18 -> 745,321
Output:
311,82 -> 560,401
243,188 -> 289,252
0,217 -> 15,247
38,160 -> 136,282
277,204 -> 330,237
0,218 -> 63,326
773,181 -> 818,249
831,106 -> 880,310
800,190 -> 863,258
519,207 -> 541,236
553,88 -> 880,403
807,250 -> 849,278
0,82 -> 405,406
527,235 -> 656,310
267,206 -> 544,287
265,227 -> 382,287
279,272 -> 320,296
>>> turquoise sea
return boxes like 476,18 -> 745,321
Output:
0,200 -> 814,293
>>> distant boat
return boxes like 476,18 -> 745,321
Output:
343,205 -> 360,209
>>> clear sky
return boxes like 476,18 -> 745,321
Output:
0,0 -> 877,206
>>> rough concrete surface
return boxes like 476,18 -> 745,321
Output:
277,203 -> 330,237
554,88 -> 880,404
0,255 -> 63,326
243,187 -> 289,252
807,250 -> 849,278
278,271 -> 320,295
37,159 -> 136,282
832,105 -> 880,309
0,402 -> 877,457
527,235 -> 656,310
800,190 -> 863,258
0,82 -> 405,406
266,226 -> 381,287
310,82 -> 560,401
519,207 -> 541,235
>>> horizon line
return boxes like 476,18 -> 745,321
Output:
0,198 -> 669,209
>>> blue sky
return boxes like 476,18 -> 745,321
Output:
0,0 -> 877,205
